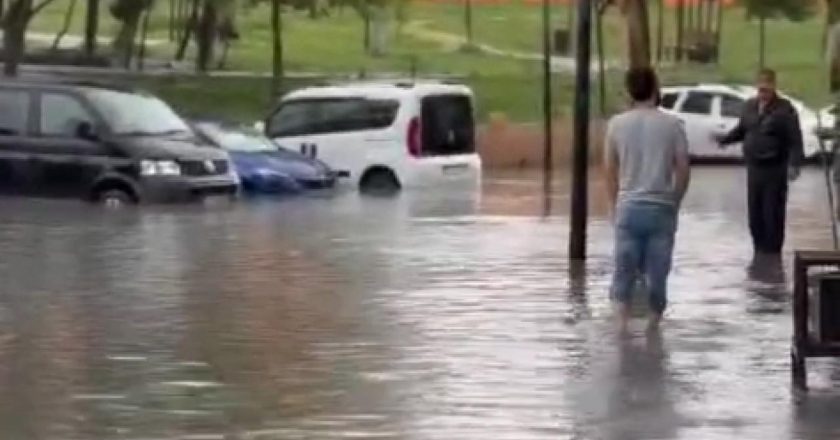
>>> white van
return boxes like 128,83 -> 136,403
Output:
263,81 -> 482,193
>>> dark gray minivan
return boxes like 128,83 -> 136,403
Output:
0,80 -> 238,205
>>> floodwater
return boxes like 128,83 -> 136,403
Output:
0,167 -> 839,440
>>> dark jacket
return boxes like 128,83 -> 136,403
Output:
720,96 -> 804,168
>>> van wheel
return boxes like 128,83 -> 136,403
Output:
360,169 -> 400,195
96,189 -> 136,208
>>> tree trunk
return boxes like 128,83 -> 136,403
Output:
195,0 -> 217,72
83,0 -> 99,56
464,0 -> 473,46
826,0 -> 840,53
111,0 -> 147,68
112,14 -> 141,68
675,0 -> 685,61
3,0 -> 31,76
715,0 -> 723,63
271,0 -> 283,95
137,4 -> 152,70
52,0 -> 78,50
759,16 -> 766,69
655,0 -> 663,62
3,24 -> 27,76
169,0 -> 175,41
596,5 -> 606,115
362,1 -> 371,54
175,0 -> 198,61
369,6 -> 389,56
623,0 -> 651,68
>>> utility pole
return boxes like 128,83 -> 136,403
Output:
542,0 -> 553,187
569,0 -> 592,260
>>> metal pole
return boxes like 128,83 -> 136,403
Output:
569,0 -> 592,260
542,0 -> 553,185
819,134 -> 840,249
596,3 -> 606,116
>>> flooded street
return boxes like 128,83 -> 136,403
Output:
1,166 -> 840,439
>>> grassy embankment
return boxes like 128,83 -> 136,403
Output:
25,1 -> 833,124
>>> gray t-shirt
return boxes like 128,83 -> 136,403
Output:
606,108 -> 689,207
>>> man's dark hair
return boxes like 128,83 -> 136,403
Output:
757,68 -> 777,83
625,67 -> 659,102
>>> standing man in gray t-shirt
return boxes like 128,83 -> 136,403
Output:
604,67 -> 691,334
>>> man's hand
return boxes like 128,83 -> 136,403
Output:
789,166 -> 801,182
712,132 -> 728,149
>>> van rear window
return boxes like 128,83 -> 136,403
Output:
421,95 -> 475,156
268,98 -> 399,137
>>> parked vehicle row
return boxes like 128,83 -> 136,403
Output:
262,81 -> 482,194
0,78 -> 483,206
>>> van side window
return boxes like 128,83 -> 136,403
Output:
268,99 -> 399,137
660,92 -> 679,110
680,92 -> 714,115
40,93 -> 95,137
0,90 -> 30,136
719,94 -> 745,119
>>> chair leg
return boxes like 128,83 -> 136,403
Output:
792,350 -> 808,391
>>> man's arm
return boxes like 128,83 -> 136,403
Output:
674,122 -> 691,206
603,123 -> 619,214
718,105 -> 747,146
785,103 -> 805,171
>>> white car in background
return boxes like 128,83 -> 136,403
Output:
261,80 -> 481,194
659,84 -> 821,161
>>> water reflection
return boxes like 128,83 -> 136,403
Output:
602,334 -> 679,440
0,168 -> 836,438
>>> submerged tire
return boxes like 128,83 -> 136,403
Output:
360,169 -> 400,196
96,188 -> 136,208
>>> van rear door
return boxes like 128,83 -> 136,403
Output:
421,94 -> 475,158
412,93 -> 480,185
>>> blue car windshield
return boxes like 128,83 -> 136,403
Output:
197,123 -> 279,152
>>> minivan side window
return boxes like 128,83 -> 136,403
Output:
40,93 -> 95,137
0,90 -> 30,136
268,98 -> 399,137
660,92 -> 679,110
680,92 -> 714,116
719,94 -> 745,119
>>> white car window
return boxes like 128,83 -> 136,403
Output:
660,92 -> 680,110
719,94 -> 745,119
680,92 -> 714,116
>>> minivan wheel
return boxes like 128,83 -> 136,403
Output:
360,170 -> 400,195
97,189 -> 135,208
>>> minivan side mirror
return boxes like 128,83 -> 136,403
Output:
75,121 -> 98,141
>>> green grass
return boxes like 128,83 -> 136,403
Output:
22,1 -> 837,122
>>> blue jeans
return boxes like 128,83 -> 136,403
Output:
611,201 -> 677,314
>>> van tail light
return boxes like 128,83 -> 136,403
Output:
407,117 -> 422,157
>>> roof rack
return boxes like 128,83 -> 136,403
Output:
318,77 -> 465,88
0,76 -> 136,92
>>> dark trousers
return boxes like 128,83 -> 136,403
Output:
747,165 -> 788,254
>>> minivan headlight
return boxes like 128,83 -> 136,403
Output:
141,160 -> 181,176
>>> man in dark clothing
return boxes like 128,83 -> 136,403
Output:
717,69 -> 804,256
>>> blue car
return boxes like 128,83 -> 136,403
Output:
191,119 -> 336,194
